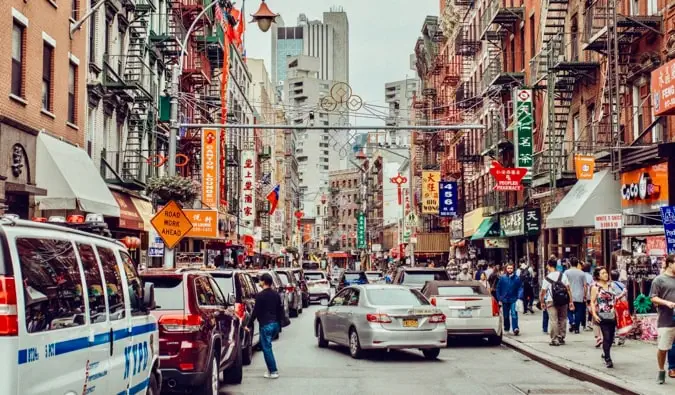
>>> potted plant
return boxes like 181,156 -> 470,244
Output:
146,175 -> 200,206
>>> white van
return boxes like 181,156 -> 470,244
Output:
0,215 -> 161,395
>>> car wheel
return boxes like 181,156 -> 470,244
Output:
349,328 -> 362,359
317,321 -> 329,348
223,344 -> 243,385
488,335 -> 502,346
422,348 -> 440,360
242,330 -> 253,366
145,371 -> 159,395
198,354 -> 219,394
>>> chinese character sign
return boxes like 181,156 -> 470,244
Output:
489,161 -> 527,191
240,150 -> 256,222
651,58 -> 675,117
660,206 -> 675,254
525,208 -> 541,235
357,212 -> 366,249
202,129 -> 219,208
422,171 -> 441,214
439,181 -> 458,217
514,89 -> 533,174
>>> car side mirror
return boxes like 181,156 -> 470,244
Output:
320,299 -> 329,306
227,293 -> 236,306
143,282 -> 156,311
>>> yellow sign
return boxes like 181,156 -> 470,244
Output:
422,171 -> 441,214
184,209 -> 219,239
575,155 -> 595,180
150,201 -> 193,249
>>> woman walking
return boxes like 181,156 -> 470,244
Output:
479,271 -> 490,292
590,267 -> 618,368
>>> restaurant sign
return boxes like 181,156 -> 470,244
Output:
240,150 -> 256,222
500,208 -> 541,237
651,57 -> 675,117
421,171 -> 440,214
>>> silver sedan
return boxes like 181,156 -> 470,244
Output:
314,284 -> 447,359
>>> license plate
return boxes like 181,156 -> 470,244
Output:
402,319 -> 418,327
458,309 -> 472,318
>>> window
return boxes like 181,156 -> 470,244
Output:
68,62 -> 77,123
71,0 -> 79,20
212,275 -> 234,298
573,113 -> 580,143
330,288 -> 351,306
520,26 -> 525,69
97,247 -> 126,320
89,12 -> 96,63
208,278 -> 226,305
11,22 -> 24,97
120,252 -> 145,315
366,288 -> 429,306
17,238 -> 86,333
632,85 -> 643,141
77,244 -> 107,323
195,277 -> 220,306
434,286 -> 489,296
42,44 -> 54,111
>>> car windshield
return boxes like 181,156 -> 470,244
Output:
293,271 -> 302,281
277,272 -> 291,285
402,271 -> 449,285
344,273 -> 368,283
211,275 -> 234,297
366,272 -> 383,279
436,286 -> 488,296
366,288 -> 429,306
147,277 -> 184,310
305,272 -> 325,281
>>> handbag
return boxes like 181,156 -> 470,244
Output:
598,310 -> 616,321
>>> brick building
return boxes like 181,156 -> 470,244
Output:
327,168 -> 361,252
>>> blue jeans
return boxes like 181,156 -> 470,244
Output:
543,310 -> 549,333
669,342 -> 675,370
567,302 -> 586,330
260,322 -> 280,373
502,302 -> 519,332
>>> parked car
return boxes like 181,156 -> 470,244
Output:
290,267 -> 310,308
304,270 -> 331,303
336,270 -> 369,292
247,269 -> 291,325
314,285 -> 447,359
0,215 -> 162,395
275,269 -> 303,317
140,269 -> 243,394
365,271 -> 385,284
393,267 -> 450,289
206,269 -> 260,365
421,280 -> 503,345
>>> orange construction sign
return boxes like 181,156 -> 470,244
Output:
150,200 -> 193,249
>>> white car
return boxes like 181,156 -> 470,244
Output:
365,271 -> 385,284
421,280 -> 503,345
304,270 -> 331,303
0,214 -> 161,394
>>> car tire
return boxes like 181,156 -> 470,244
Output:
223,344 -> 243,385
146,370 -> 160,395
488,335 -> 502,346
317,321 -> 329,348
198,355 -> 219,395
422,348 -> 440,360
242,330 -> 253,366
348,328 -> 362,359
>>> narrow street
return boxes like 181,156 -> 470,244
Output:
221,306 -> 614,395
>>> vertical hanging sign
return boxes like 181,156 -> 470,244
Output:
439,181 -> 458,217
422,171 -> 441,214
514,88 -> 533,179
202,129 -> 219,208
357,212 -> 366,249
240,150 -> 256,222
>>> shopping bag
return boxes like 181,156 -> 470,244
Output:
615,299 -> 634,336
516,299 -> 524,314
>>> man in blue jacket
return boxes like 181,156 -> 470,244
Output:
496,263 -> 523,335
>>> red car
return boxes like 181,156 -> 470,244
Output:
140,269 -> 243,394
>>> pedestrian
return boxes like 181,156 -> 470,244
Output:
590,267 -> 618,368
474,262 -> 485,281
583,263 -> 594,331
488,264 -> 501,298
496,263 -> 522,335
611,270 -> 628,346
649,254 -> 675,384
457,264 -> 473,281
479,271 -> 490,292
565,257 -> 588,334
517,262 -> 535,314
540,258 -> 575,346
485,262 -> 495,279
249,273 -> 285,379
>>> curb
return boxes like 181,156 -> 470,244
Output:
502,337 -> 643,395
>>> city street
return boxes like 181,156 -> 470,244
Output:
220,306 -> 614,395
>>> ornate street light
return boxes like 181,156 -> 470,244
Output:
250,0 -> 279,33
390,173 -> 408,205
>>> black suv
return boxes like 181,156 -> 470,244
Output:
393,267 -> 450,290
290,267 -> 310,308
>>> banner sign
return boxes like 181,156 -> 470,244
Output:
514,88 -> 533,176
357,212 -> 366,249
575,155 -> 596,180
621,162 -> 668,214
184,209 -> 219,238
525,207 -> 541,235
489,161 -> 527,191
484,238 -> 509,249
659,206 -> 675,254
422,171 -> 441,214
202,129 -> 219,208
240,150 -> 256,222
651,57 -> 675,117
500,210 -> 524,237
439,181 -> 458,217
594,214 -> 622,230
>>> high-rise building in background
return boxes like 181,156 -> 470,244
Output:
384,77 -> 420,145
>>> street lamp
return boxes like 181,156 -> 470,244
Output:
250,0 -> 279,33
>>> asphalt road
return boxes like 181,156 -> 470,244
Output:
219,304 -> 615,395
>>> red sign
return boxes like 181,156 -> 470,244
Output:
651,58 -> 675,117
489,161 -> 527,191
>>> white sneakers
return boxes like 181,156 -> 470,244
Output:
264,372 -> 280,379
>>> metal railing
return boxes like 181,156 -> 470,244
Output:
481,56 -> 504,92
100,149 -> 162,183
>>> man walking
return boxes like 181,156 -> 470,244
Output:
488,264 -> 501,298
565,257 -> 587,333
650,255 -> 675,384
249,273 -> 285,379
540,259 -> 575,346
496,263 -> 523,335
457,264 -> 473,281
517,261 -> 535,314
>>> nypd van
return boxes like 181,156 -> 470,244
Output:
0,214 -> 161,395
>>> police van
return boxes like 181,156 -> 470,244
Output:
0,214 -> 161,395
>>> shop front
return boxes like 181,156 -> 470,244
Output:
499,208 -> 541,267
470,216 -> 504,263
108,189 -> 145,264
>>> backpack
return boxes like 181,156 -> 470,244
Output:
545,272 -> 570,306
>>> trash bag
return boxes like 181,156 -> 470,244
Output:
516,299 -> 524,314
616,299 -> 634,336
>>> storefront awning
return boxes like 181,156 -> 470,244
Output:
546,169 -> 619,229
111,191 -> 144,231
471,217 -> 503,240
328,252 -> 349,259
131,197 -> 154,232
35,133 -> 120,217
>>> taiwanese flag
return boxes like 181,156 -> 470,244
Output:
266,184 -> 280,215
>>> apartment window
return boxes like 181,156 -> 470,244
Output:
632,85 -> 643,141
520,26 -> 525,70
71,0 -> 79,20
42,44 -> 54,112
573,113 -> 580,143
11,22 -> 25,97
89,12 -> 96,63
529,15 -> 535,58
68,62 -> 77,123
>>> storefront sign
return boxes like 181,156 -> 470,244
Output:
621,162 -> 668,214
525,208 -> 541,235
439,181 -> 458,217
489,161 -> 527,191
651,57 -> 675,117
500,211 -> 524,237
357,212 -> 366,249
422,171 -> 440,213
201,129 -> 219,208
148,229 -> 164,257
240,150 -> 256,222
463,207 -> 486,238
514,88 -> 533,174
484,238 -> 509,249
111,191 -> 144,231
594,214 -> 622,230
659,205 -> 675,254
575,155 -> 595,180
184,209 -> 219,239
646,236 -> 666,256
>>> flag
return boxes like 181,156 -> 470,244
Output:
266,184 -> 280,215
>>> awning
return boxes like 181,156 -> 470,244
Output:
131,197 -> 154,232
35,133 -> 120,217
328,252 -> 349,259
546,169 -> 620,228
111,191 -> 144,231
471,217 -> 503,240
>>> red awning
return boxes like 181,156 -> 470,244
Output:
328,252 -> 349,258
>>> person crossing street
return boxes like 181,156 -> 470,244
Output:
249,273 -> 285,379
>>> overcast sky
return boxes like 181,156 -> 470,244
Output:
243,0 -> 438,121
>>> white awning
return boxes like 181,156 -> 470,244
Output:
545,169 -> 619,229
35,133 -> 120,217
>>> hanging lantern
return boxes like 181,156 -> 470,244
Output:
250,0 -> 279,33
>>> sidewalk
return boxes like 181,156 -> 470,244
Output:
503,313 -> 669,395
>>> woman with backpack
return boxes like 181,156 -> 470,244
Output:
590,267 -> 618,368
